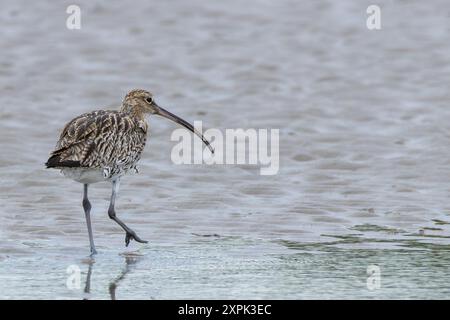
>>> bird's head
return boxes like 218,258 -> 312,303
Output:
121,89 -> 214,154
122,89 -> 158,115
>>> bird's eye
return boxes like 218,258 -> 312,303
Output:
146,97 -> 153,104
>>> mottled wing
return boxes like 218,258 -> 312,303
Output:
45,110 -> 147,170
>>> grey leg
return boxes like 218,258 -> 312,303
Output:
83,184 -> 97,255
108,179 -> 148,246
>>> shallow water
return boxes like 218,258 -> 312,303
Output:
1,0 -> 450,299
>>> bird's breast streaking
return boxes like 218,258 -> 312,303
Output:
46,110 -> 147,179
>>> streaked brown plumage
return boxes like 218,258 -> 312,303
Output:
47,110 -> 147,180
46,89 -> 213,254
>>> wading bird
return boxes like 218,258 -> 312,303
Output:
46,89 -> 213,254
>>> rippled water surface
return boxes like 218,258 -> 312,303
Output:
1,0 -> 450,299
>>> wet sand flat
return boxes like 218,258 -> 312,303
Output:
1,0 -> 450,299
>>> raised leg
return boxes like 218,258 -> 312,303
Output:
83,184 -> 97,255
108,178 -> 148,246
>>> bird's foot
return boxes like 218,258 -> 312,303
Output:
125,230 -> 148,247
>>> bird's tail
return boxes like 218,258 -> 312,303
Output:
45,154 -> 81,168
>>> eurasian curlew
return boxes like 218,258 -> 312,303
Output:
46,89 -> 213,254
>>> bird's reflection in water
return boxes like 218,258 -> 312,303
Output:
83,259 -> 94,297
109,255 -> 141,300
82,253 -> 142,300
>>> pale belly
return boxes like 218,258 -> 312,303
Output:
61,168 -> 107,184
61,165 -> 138,184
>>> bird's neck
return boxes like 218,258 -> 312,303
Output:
121,104 -> 147,122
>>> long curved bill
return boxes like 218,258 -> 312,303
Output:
155,105 -> 215,154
